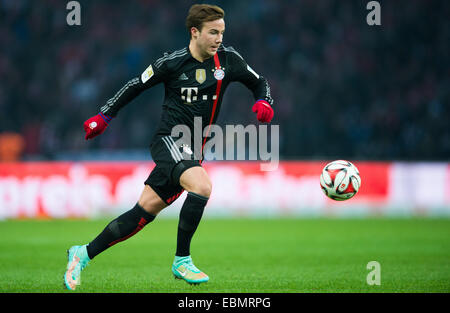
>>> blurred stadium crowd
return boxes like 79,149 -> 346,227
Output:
0,0 -> 448,161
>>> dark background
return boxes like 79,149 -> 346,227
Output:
1,0 -> 448,161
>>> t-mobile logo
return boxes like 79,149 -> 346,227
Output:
181,87 -> 198,104
181,87 -> 217,103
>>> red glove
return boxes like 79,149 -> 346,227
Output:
252,100 -> 274,123
83,112 -> 113,140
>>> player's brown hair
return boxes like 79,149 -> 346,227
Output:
186,4 -> 225,37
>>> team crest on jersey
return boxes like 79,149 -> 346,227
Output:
195,69 -> 206,84
214,68 -> 225,80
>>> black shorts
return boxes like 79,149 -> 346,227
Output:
145,135 -> 202,205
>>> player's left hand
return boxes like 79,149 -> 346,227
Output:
252,100 -> 274,123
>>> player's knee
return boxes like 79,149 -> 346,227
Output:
139,199 -> 160,215
179,165 -> 212,198
138,185 -> 167,215
185,177 -> 212,198
193,180 -> 212,198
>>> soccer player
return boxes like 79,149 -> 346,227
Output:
64,4 -> 274,290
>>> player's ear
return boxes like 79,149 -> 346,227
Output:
191,27 -> 200,39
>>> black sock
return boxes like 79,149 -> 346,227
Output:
86,203 -> 156,259
176,192 -> 209,257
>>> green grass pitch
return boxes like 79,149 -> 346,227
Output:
0,217 -> 449,293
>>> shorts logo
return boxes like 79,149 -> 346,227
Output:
195,69 -> 206,84
141,65 -> 154,83
181,144 -> 193,155
214,68 -> 225,80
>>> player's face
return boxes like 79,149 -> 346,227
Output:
195,19 -> 225,58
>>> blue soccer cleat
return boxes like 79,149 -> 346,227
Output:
172,255 -> 209,285
64,245 -> 90,290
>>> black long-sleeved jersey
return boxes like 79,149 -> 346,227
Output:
100,45 -> 273,144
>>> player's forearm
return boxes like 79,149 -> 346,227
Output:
99,77 -> 144,117
249,76 -> 274,106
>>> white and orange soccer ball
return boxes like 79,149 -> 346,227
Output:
320,160 -> 361,201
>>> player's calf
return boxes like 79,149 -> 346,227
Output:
86,203 -> 156,259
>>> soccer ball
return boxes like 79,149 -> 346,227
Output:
320,160 -> 361,201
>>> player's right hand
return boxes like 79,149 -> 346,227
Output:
83,112 -> 112,140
